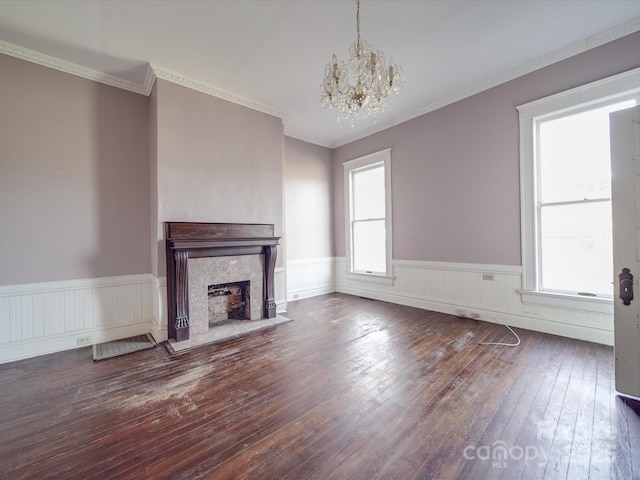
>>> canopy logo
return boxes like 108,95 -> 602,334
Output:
463,441 -> 548,469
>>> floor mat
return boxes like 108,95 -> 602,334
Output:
93,333 -> 156,361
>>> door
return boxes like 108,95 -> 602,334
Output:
611,105 -> 640,399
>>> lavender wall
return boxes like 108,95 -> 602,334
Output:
152,79 -> 285,275
0,54 -> 151,285
284,137 -> 334,261
333,31 -> 640,266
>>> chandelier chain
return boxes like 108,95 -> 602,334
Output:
356,0 -> 360,47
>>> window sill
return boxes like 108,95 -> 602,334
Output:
346,272 -> 395,286
519,289 -> 613,314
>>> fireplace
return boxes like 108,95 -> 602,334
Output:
208,281 -> 250,326
165,222 -> 280,342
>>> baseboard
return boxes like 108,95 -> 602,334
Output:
0,321 -> 153,365
286,257 -> 335,302
286,256 -> 613,344
335,257 -> 613,346
336,284 -> 613,345
288,285 -> 336,302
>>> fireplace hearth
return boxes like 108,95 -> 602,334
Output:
165,222 -> 280,342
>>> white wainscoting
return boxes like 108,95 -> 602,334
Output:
334,257 -> 614,346
0,274 -> 155,364
286,257 -> 336,302
275,266 -> 287,313
1,257 -> 613,364
151,276 -> 167,343
0,266 -> 289,364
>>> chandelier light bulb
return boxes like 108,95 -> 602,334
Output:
320,0 -> 404,123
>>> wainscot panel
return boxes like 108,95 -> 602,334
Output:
151,275 -> 168,342
335,257 -> 614,346
0,274 -> 155,364
275,266 -> 287,313
286,257 -> 336,302
0,267 -> 288,364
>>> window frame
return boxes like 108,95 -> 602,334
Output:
517,67 -> 640,313
344,148 -> 394,284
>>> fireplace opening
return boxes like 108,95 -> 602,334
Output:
208,281 -> 250,327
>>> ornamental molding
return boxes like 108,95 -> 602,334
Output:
142,63 -> 157,95
0,40 -> 285,119
0,40 -> 147,96
150,65 -> 286,119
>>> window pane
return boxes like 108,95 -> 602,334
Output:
353,165 -> 385,220
539,100 -> 634,204
540,202 -> 612,296
353,219 -> 386,273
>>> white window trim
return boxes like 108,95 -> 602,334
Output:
344,148 -> 394,285
517,66 -> 640,313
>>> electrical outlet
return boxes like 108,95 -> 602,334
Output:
77,335 -> 92,346
482,273 -> 494,281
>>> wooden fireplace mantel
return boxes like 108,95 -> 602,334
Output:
165,222 -> 280,342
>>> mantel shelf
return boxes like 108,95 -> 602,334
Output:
167,237 -> 280,250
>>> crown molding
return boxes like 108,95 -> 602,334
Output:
142,63 -> 157,95
0,40 -> 147,96
331,16 -> 640,148
151,65 -> 286,119
0,39 -> 284,119
588,15 -> 640,49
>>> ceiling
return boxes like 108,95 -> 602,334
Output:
1,1 -> 640,148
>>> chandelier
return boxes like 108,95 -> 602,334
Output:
320,0 -> 404,122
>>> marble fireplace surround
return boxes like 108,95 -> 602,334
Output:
165,222 -> 280,342
190,256 -> 262,335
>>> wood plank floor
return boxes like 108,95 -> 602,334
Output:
1,293 -> 638,479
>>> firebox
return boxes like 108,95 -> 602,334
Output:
208,281 -> 250,327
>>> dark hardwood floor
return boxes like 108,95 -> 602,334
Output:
1,293 -> 638,479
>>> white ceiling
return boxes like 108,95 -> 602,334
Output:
1,1 -> 640,148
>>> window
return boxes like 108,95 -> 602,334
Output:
518,67 -> 640,312
344,149 -> 393,283
538,101 -> 634,297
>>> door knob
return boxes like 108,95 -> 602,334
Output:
619,267 -> 634,306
